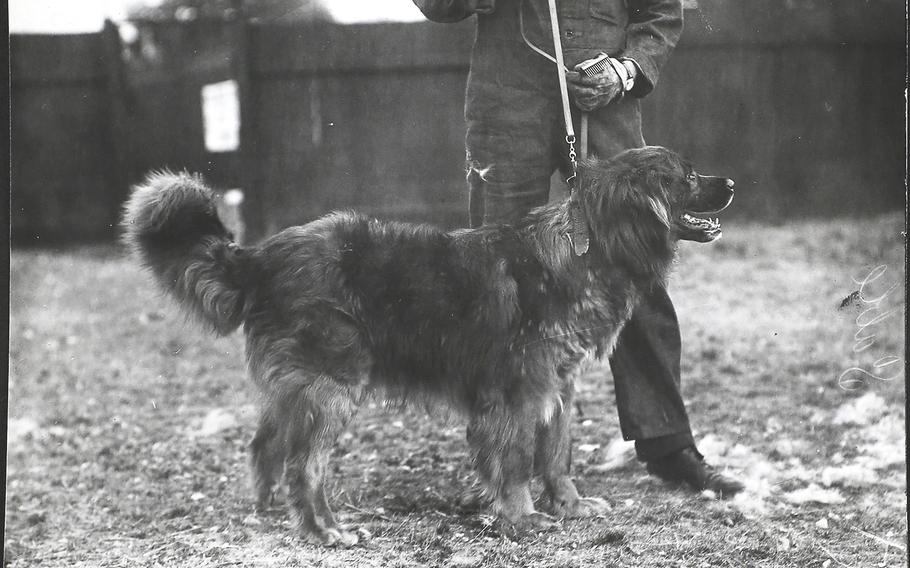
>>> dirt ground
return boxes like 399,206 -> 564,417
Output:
6,213 -> 907,567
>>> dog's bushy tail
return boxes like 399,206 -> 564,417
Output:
121,172 -> 248,335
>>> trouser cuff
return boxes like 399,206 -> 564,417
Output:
634,431 -> 696,461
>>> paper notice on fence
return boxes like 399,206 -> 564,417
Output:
201,80 -> 240,152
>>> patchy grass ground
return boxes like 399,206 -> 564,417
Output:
6,213 -> 907,567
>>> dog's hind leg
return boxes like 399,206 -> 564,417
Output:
283,378 -> 364,547
467,406 -> 556,531
249,407 -> 284,511
535,379 -> 609,518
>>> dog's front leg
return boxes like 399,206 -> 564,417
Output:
467,407 -> 557,531
535,381 -> 610,519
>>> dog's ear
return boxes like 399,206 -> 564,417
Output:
581,170 -> 675,279
646,195 -> 671,228
583,171 -> 669,238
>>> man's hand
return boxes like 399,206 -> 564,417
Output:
566,58 -> 622,112
466,0 -> 495,14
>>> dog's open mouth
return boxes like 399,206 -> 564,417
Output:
678,212 -> 722,242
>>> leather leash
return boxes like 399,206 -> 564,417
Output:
542,0 -> 590,255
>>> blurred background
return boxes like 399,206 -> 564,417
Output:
9,0 -> 906,244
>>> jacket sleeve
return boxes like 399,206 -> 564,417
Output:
412,0 -> 474,23
621,0 -> 684,97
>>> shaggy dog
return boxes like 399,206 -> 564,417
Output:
122,146 -> 734,546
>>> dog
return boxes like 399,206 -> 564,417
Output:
121,146 -> 734,546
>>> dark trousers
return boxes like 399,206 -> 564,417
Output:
608,285 -> 694,460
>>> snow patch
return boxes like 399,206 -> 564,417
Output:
858,413 -> 905,469
832,392 -> 888,425
8,417 -> 39,442
820,464 -> 877,488
590,438 -> 635,472
783,483 -> 845,505
190,408 -> 239,438
775,438 -> 810,457
697,434 -> 779,517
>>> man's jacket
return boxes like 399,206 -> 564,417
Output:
414,0 -> 682,97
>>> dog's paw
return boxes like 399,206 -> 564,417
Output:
552,496 -> 610,519
254,485 -> 283,512
303,526 -> 363,548
496,511 -> 559,537
352,526 -> 373,542
521,511 -> 559,530
253,498 -> 271,513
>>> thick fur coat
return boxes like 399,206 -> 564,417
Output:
122,146 -> 733,546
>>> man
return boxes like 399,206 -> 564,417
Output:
414,0 -> 743,496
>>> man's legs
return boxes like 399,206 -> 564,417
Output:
607,255 -> 743,495
464,41 -> 566,228
585,99 -> 694,456
467,166 -> 552,228
609,285 -> 694,459
586,103 -> 743,495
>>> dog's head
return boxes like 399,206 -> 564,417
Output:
642,147 -> 735,243
578,146 -> 734,275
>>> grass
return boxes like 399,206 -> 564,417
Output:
6,212 -> 907,567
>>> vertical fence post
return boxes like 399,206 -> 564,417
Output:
102,19 -> 131,236
2,37 -> 10,250
230,3 -> 263,243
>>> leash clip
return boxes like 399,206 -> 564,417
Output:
565,133 -> 588,256
566,134 -> 578,176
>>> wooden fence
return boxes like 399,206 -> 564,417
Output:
9,0 -> 906,244
10,31 -> 123,242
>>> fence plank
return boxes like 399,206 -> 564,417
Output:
682,0 -> 905,46
233,15 -> 261,244
251,20 -> 474,76
103,20 -> 132,232
11,32 -> 118,243
10,33 -> 107,83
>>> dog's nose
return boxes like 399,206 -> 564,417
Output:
725,179 -> 735,190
